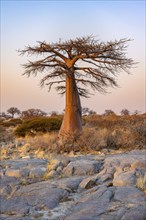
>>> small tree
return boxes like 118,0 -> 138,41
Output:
82,107 -> 90,115
21,108 -> 47,119
7,107 -> 21,118
0,112 -> 5,117
19,36 -> 135,137
89,110 -> 96,115
82,107 -> 96,115
133,110 -> 140,115
103,109 -> 116,116
50,111 -> 58,116
121,109 -> 130,116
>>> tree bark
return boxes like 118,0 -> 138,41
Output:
59,72 -> 82,137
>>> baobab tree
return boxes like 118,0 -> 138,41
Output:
19,36 -> 135,137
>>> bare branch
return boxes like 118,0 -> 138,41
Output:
19,36 -> 135,96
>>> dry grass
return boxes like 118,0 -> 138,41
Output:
136,173 -> 146,193
0,113 -> 145,157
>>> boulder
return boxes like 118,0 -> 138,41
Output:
63,159 -> 101,176
113,171 -> 136,186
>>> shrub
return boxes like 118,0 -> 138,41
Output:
14,117 -> 62,137
1,118 -> 22,127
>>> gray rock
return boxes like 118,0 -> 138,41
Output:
64,186 -> 113,220
97,173 -> 113,184
3,158 -> 47,170
29,167 -> 47,179
121,205 -> 146,220
113,170 -> 136,186
0,216 -> 34,220
56,177 -> 83,192
0,176 -> 20,188
26,158 -> 48,168
20,168 -> 30,177
1,180 -> 69,216
63,159 -> 101,176
0,197 -> 30,216
0,184 -> 13,197
114,186 -> 145,204
1,150 -> 146,220
2,159 -> 28,169
79,176 -> 97,189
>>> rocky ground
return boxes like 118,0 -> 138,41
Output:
0,144 -> 146,220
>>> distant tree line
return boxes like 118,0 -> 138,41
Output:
0,107 -> 141,120
0,107 -> 47,119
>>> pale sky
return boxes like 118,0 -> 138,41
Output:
1,0 -> 145,114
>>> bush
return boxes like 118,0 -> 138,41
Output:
1,118 -> 22,127
14,117 -> 62,137
55,113 -> 146,153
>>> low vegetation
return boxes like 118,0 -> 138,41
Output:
1,118 -> 22,127
0,113 -> 145,154
14,117 -> 62,137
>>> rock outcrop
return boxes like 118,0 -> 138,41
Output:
0,149 -> 146,220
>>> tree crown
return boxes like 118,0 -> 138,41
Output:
19,35 -> 135,97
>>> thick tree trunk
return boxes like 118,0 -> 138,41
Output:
59,73 -> 82,137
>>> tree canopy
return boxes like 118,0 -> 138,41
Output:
19,36 -> 135,98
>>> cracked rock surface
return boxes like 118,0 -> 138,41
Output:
0,150 -> 146,220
